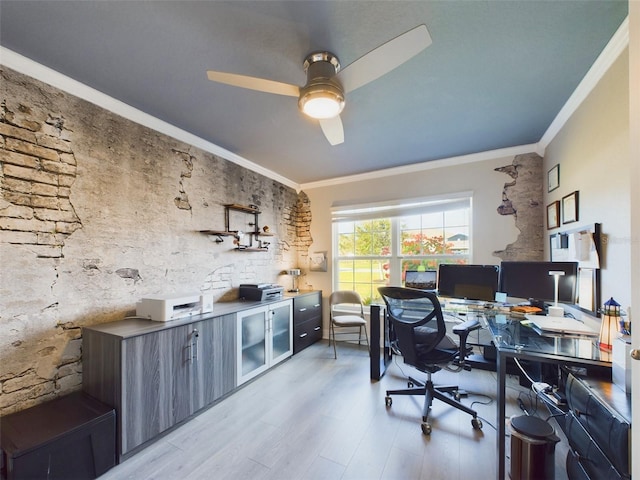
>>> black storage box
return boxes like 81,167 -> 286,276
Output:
0,391 -> 116,480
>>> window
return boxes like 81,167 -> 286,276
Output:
332,194 -> 471,304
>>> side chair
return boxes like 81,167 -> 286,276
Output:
328,290 -> 370,359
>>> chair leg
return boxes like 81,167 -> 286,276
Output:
330,322 -> 337,359
386,386 -> 427,397
422,386 -> 434,423
431,388 -> 478,417
357,325 -> 370,347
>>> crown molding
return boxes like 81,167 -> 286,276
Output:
300,144 -> 539,190
0,47 -> 301,192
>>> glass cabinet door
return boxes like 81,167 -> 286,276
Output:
270,301 -> 292,364
237,307 -> 268,384
236,301 -> 293,385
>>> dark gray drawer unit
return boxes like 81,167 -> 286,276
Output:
292,291 -> 322,354
564,373 -> 631,480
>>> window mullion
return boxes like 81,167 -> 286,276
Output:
389,218 -> 401,286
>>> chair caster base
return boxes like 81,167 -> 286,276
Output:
421,422 -> 432,435
385,396 -> 392,407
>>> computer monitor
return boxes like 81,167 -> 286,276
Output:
499,261 -> 578,304
436,264 -> 500,301
404,270 -> 437,290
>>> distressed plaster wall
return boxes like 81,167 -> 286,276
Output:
0,67 -> 306,415
493,152 -> 544,261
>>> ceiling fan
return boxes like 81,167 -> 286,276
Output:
206,25 -> 432,146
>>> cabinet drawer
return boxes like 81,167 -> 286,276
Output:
565,374 -> 630,478
293,317 -> 322,354
565,413 -> 624,480
293,292 -> 322,324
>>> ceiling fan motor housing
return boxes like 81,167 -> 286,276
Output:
298,52 -> 345,119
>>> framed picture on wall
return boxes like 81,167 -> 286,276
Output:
309,251 -> 327,272
548,164 -> 560,192
562,191 -> 579,224
547,201 -> 560,229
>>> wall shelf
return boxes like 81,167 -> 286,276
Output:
200,204 -> 271,250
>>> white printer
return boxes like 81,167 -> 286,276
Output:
136,293 -> 214,322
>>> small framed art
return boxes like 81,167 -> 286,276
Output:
309,251 -> 327,272
547,201 -> 560,229
548,164 -> 559,192
562,191 -> 579,224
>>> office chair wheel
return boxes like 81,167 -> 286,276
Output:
471,418 -> 483,430
408,381 -> 414,388
454,391 -> 461,401
385,396 -> 392,407
421,422 -> 432,435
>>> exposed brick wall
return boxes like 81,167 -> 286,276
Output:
1,103 -> 82,258
493,152 -> 544,261
0,66 -> 304,415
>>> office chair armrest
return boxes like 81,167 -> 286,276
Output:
452,318 -> 481,336
451,318 -> 481,367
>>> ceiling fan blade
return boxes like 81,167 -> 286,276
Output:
319,116 -> 344,146
336,24 -> 432,94
207,71 -> 299,97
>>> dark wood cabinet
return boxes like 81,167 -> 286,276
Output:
292,291 -> 322,354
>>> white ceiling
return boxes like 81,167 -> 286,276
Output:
0,1 -> 629,187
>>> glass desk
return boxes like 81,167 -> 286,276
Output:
481,314 -> 612,480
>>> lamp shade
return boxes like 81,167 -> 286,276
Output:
599,297 -> 620,351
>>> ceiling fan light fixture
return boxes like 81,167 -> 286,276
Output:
299,89 -> 345,119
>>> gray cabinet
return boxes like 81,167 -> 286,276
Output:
120,324 -> 192,454
191,314 -> 236,409
83,313 -> 236,461
237,300 -> 292,385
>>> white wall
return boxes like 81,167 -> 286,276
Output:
543,50 -> 631,309
303,154 -> 523,315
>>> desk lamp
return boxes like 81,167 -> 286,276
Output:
548,270 -> 565,317
287,269 -> 301,292
599,297 -> 620,351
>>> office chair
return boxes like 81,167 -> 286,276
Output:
329,290 -> 370,359
378,286 -> 483,435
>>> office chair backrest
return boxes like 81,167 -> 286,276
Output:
378,287 -> 446,366
329,290 -> 364,317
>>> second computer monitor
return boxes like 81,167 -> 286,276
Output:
437,264 -> 500,302
499,261 -> 578,304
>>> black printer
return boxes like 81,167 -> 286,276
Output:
239,284 -> 284,301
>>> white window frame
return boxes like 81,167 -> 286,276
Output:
331,193 -> 473,303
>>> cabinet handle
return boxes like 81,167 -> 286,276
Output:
299,333 -> 308,338
314,326 -> 321,331
314,304 -> 320,308
299,308 -> 307,312
192,328 -> 199,362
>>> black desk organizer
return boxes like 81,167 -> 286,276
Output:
0,391 -> 116,480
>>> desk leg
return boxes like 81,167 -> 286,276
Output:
497,350 -> 507,480
370,305 -> 381,380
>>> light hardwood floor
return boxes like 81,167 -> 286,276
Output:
99,341 -> 569,480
